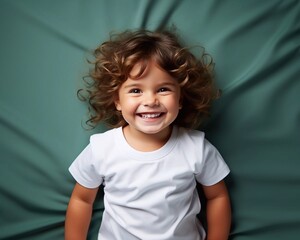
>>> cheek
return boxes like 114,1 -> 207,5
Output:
118,97 -> 139,112
167,95 -> 181,109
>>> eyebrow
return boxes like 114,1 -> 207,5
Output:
123,83 -> 141,89
123,81 -> 177,89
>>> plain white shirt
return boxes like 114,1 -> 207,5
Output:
69,126 -> 230,240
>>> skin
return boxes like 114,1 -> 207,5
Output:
115,60 -> 182,151
65,183 -> 98,240
203,181 -> 231,240
65,60 -> 231,240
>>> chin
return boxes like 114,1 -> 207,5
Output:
137,126 -> 170,135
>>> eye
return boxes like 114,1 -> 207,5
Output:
129,88 -> 142,94
158,87 -> 170,93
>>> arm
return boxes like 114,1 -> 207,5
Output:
202,180 -> 231,240
65,183 -> 99,240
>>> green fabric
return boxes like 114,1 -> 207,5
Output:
0,0 -> 299,239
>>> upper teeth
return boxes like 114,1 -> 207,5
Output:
141,113 -> 160,118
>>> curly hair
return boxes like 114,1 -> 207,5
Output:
80,29 -> 219,129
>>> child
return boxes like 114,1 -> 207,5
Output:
65,29 -> 231,240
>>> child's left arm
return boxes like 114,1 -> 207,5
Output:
202,180 -> 231,240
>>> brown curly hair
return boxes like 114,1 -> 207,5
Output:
80,29 -> 219,129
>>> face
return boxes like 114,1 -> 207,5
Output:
115,60 -> 181,139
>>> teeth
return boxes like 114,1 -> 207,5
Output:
140,113 -> 161,119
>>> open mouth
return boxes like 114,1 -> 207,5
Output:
138,113 -> 163,119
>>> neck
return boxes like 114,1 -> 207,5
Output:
122,125 -> 172,152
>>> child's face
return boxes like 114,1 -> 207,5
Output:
115,61 -> 181,137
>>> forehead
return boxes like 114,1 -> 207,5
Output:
129,60 -> 174,81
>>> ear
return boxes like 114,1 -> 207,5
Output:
114,98 -> 122,111
115,103 -> 122,111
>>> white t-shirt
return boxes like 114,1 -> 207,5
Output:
69,126 -> 230,240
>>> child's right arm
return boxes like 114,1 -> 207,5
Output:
65,183 -> 99,240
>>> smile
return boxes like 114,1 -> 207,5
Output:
139,113 -> 162,119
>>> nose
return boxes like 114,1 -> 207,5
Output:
143,92 -> 159,107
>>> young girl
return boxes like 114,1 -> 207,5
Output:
65,29 -> 231,240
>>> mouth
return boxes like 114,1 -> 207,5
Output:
138,113 -> 164,119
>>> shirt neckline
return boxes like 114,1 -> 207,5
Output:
114,126 -> 179,161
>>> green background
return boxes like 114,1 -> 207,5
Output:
0,0 -> 299,239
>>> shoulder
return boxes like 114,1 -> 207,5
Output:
174,127 -> 207,160
90,127 -> 122,143
176,128 -> 230,184
89,127 -> 121,157
177,127 -> 205,144
176,126 -> 222,161
90,127 -> 117,142
177,127 -> 219,150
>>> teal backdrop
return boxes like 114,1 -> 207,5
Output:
0,0 -> 299,239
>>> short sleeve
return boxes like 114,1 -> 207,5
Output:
195,139 -> 230,186
69,144 -> 103,188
